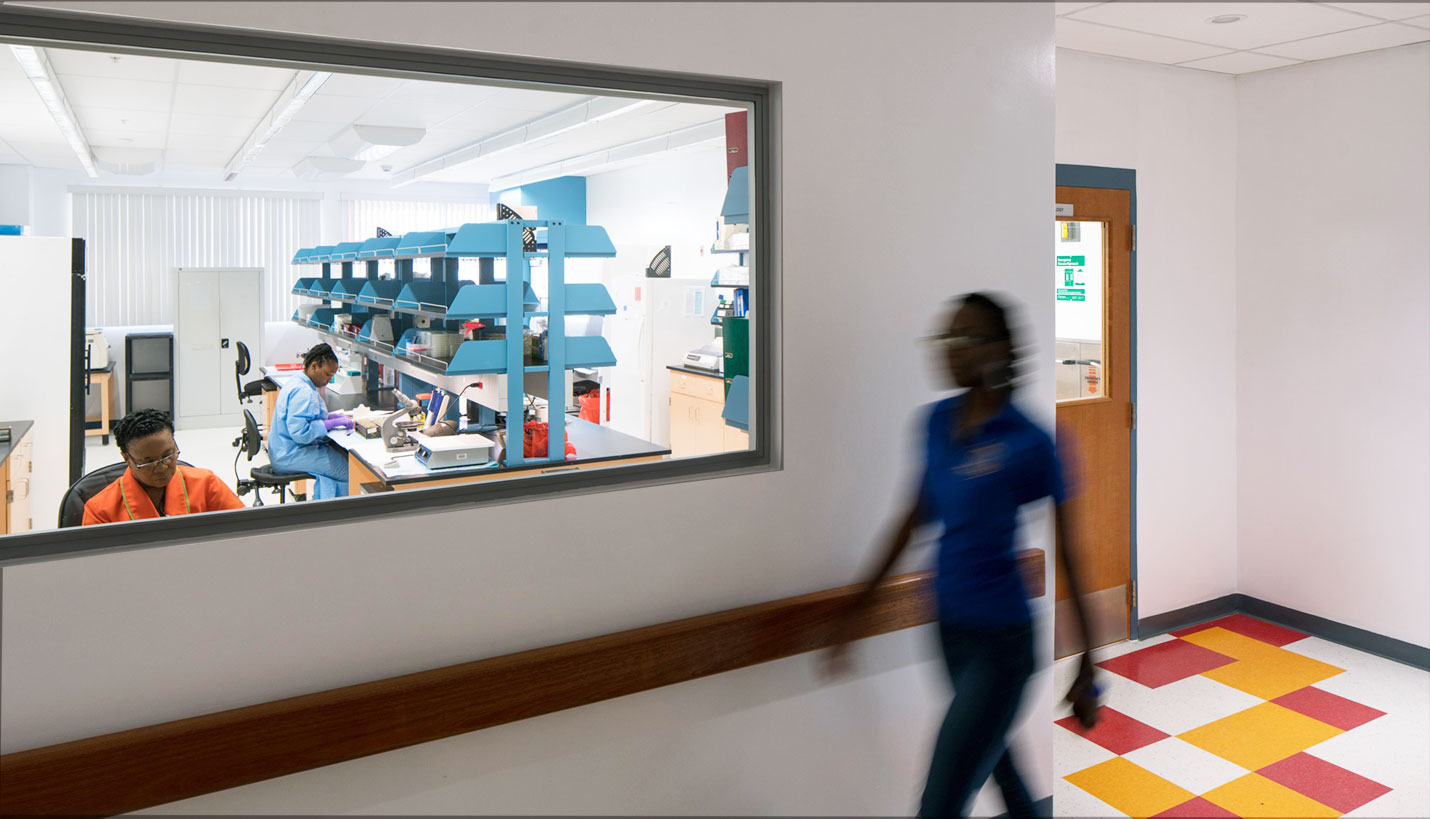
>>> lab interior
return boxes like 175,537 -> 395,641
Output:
0,45 -> 757,533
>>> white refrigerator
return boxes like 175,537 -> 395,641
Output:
601,244 -> 721,447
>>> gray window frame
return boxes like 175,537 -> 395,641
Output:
0,6 -> 778,567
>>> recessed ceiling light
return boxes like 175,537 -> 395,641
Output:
1209,14 -> 1246,24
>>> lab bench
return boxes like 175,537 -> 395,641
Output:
1,420 -> 34,535
333,417 -> 668,494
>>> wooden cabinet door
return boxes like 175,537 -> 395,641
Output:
689,399 -> 725,456
669,393 -> 702,458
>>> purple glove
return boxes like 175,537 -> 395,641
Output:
324,414 -> 354,431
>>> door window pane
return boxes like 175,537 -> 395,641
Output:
1055,220 -> 1106,401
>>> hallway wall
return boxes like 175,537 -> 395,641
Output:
1,2 -> 1059,814
1055,49 -> 1241,620
1235,43 -> 1430,648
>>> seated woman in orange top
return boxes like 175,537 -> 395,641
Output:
82,409 -> 245,525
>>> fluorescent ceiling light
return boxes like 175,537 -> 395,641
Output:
8,45 -> 98,178
389,96 -> 660,189
224,69 -> 332,181
292,155 -> 364,181
488,120 -> 725,191
329,125 -> 425,161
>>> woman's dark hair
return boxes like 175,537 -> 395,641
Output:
302,343 -> 338,369
959,291 -> 1026,390
113,408 -> 173,454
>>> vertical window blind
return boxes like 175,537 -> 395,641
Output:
72,190 -> 321,327
341,198 -> 494,243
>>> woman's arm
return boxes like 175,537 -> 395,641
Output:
824,494 -> 927,674
283,386 -> 330,445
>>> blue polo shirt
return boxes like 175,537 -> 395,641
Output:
919,395 -> 1066,626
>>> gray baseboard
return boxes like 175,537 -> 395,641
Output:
1138,594 -> 1429,671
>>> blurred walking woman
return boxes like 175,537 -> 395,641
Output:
827,292 -> 1096,817
268,343 -> 353,499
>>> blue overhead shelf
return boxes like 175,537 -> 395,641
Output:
395,230 -> 453,258
329,278 -> 365,300
306,307 -> 339,329
721,375 -> 749,430
445,282 -> 540,319
310,244 -> 338,263
561,225 -> 618,258
356,279 -> 404,307
331,241 -> 365,261
309,278 -> 337,297
291,247 -> 319,264
444,335 -> 617,375
394,279 -> 472,314
447,222 -> 617,258
720,166 -> 750,225
357,236 -> 402,258
291,276 -> 318,295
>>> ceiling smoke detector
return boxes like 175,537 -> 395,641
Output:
1208,14 -> 1246,24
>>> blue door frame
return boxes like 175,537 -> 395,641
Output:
1056,164 -> 1140,639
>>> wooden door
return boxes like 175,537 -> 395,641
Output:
1054,186 -> 1133,658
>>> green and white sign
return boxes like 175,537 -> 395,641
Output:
1056,256 -> 1085,267
1057,288 -> 1085,302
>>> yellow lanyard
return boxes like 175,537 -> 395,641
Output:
120,469 -> 190,521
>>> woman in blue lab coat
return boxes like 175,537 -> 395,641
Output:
268,343 -> 353,499
825,293 -> 1099,818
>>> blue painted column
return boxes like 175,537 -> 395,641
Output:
546,222 -> 566,462
504,220 -> 527,466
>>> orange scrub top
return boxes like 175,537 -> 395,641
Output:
81,464 -> 245,525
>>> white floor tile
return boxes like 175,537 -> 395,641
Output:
1307,708 -> 1430,817
1282,636 -> 1430,718
1053,719 -> 1116,776
1122,736 -> 1248,795
1103,672 -> 1263,737
1054,776 -> 1127,818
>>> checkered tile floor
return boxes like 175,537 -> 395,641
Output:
1054,615 -> 1430,818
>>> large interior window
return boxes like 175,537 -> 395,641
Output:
0,14 -> 770,556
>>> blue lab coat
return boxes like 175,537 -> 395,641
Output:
268,373 -> 349,499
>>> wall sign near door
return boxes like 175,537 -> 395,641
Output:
1056,203 -> 1075,217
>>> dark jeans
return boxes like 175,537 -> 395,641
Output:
919,620 -> 1037,818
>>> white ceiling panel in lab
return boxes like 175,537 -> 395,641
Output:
1321,2 -> 1430,22
397,78 -> 505,106
85,128 -> 166,150
47,48 -> 177,82
1056,17 -> 1231,64
317,72 -> 406,98
176,60 -> 295,90
1258,21 -> 1430,60
167,111 -> 257,138
359,96 -> 473,129
164,147 -> 238,167
59,75 -> 174,113
0,140 -> 26,164
171,84 -> 280,118
73,107 -> 169,136
1071,2 -> 1378,50
291,93 -> 378,124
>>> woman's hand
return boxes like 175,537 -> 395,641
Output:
324,414 -> 354,431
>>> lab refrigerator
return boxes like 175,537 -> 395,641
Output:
601,244 -> 722,446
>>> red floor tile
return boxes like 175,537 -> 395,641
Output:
1055,706 -> 1170,754
1097,639 -> 1237,688
1272,686 -> 1387,731
1172,614 -> 1307,647
1257,752 -> 1392,813
1153,796 -> 1241,818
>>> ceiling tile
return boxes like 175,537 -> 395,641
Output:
290,94 -> 376,124
4,141 -> 81,169
47,48 -> 177,82
1177,51 -> 1303,73
163,147 -> 235,167
487,87 -> 591,112
177,60 -> 295,90
1259,21 -> 1430,59
248,141 -> 324,165
167,112 -> 256,138
437,104 -> 557,135
85,128 -> 166,150
357,96 -> 473,129
1401,14 -> 1430,28
266,120 -> 344,143
317,72 -> 406,98
1056,18 -> 1233,64
1320,2 -> 1430,21
166,131 -> 242,151
73,107 -> 169,135
171,85 -> 280,118
1068,2 -> 1378,50
58,75 -> 173,113
1057,2 -> 1106,14
0,142 -> 25,164
393,79 -> 505,105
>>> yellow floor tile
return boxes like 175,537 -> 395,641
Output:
1203,773 -> 1341,818
1179,702 -> 1343,770
1064,757 -> 1194,818
1182,627 -> 1344,699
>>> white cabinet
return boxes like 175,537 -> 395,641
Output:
176,267 -> 262,428
2,429 -> 32,535
668,369 -> 747,458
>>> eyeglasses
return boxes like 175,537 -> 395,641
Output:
129,450 -> 180,471
925,334 -> 1006,350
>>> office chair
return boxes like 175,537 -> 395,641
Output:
235,341 -> 267,406
58,459 -> 194,527
235,409 -> 311,505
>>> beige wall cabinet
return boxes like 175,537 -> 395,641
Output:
3,427 -> 33,534
668,369 -> 745,459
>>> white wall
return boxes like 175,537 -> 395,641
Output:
1055,49 -> 1240,619
3,2 -> 1057,815
1236,43 -> 1430,648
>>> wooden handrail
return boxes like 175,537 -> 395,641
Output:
1,551 -> 1043,816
